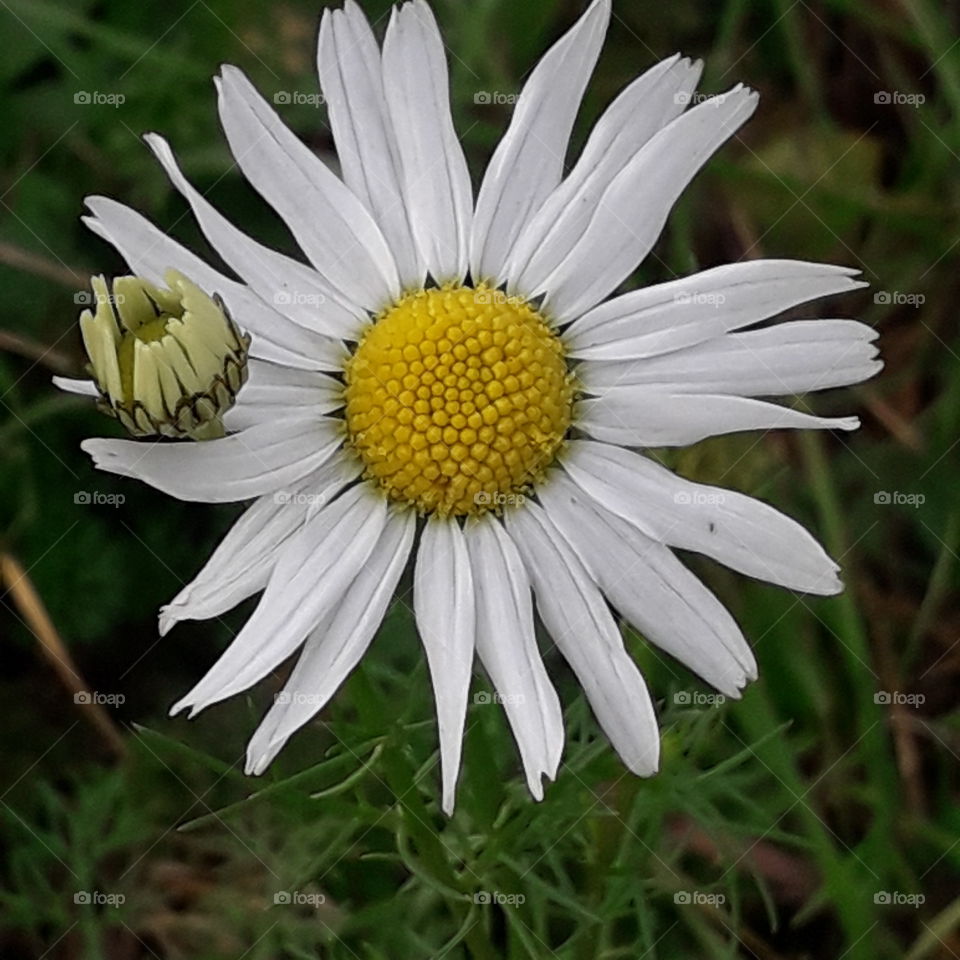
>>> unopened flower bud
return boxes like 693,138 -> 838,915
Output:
79,270 -> 250,440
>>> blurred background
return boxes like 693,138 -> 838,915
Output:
0,0 -> 957,957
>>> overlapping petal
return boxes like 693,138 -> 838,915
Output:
319,0 -> 425,288
381,0 -> 473,283
465,515 -> 563,799
505,53 -> 701,294
159,456 -> 362,635
244,506 -> 415,774
507,502 -> 659,776
414,515 -> 476,813
578,319 -> 881,394
562,440 -> 842,594
82,417 -> 344,503
529,86 -> 760,321
471,0 -> 610,284
540,471 -> 756,698
171,483 -> 388,717
83,196 -> 347,371
216,65 -> 400,310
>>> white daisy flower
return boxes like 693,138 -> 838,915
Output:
59,0 -> 880,813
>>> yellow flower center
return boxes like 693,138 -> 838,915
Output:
344,284 -> 574,516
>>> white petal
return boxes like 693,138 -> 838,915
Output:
53,376 -> 98,397
578,319 -> 881,395
576,387 -> 859,447
244,506 -> 415,775
223,359 -> 344,432
464,515 -> 563,800
381,1 -> 473,283
82,416 -> 344,503
83,197 -> 346,372
318,1 -> 424,289
470,0 -> 611,284
171,482 -> 388,717
145,133 -> 364,342
563,440 -> 843,595
506,53 -> 701,294
506,502 -> 659,776
216,65 -> 400,311
535,86 -> 759,322
159,455 -> 362,635
565,259 -> 866,361
539,471 -> 756,697
414,515 -> 475,815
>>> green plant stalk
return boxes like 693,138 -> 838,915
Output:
800,432 -> 898,798
736,686 -> 876,957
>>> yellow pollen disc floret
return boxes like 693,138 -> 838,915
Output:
344,284 -> 574,516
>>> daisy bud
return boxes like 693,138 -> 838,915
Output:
79,269 -> 250,440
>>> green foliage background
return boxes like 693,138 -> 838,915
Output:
0,0 -> 957,957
